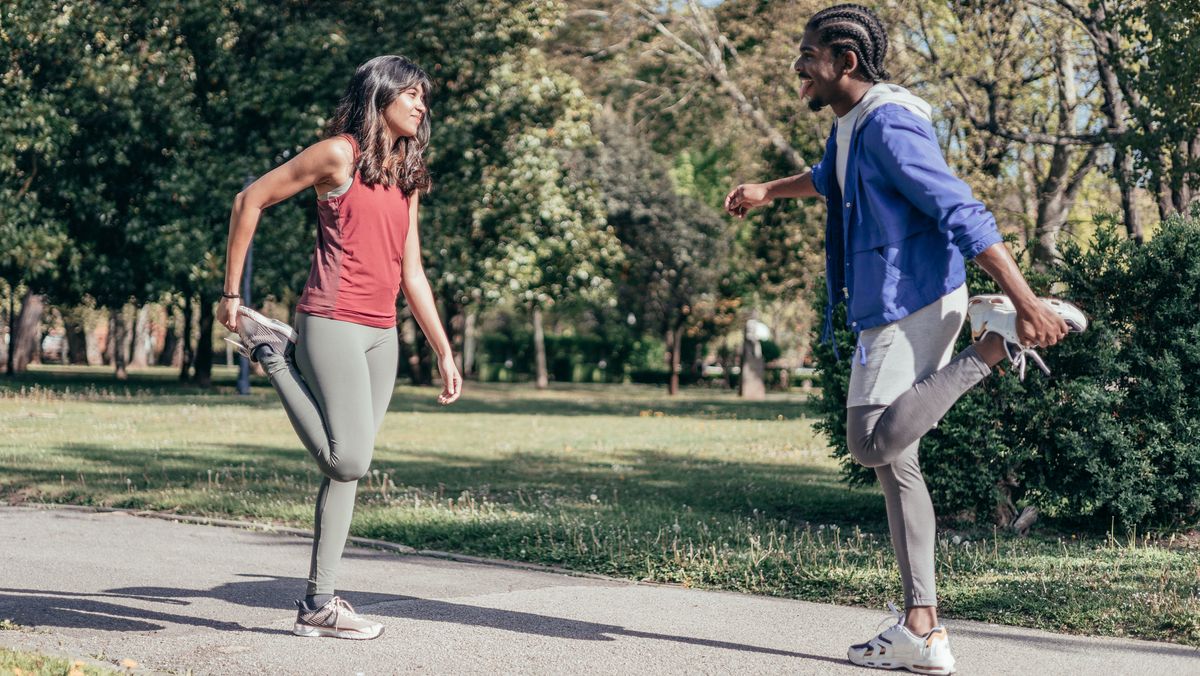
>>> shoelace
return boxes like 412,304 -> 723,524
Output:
1003,340 -> 1050,380
331,596 -> 357,616
329,596 -> 358,630
872,601 -> 905,636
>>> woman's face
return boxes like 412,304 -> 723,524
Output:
382,83 -> 427,139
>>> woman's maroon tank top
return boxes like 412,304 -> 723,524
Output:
296,134 -> 411,328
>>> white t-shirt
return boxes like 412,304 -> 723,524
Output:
835,95 -> 870,195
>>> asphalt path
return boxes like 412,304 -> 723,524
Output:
1,506 -> 1196,675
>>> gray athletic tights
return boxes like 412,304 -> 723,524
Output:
846,345 -> 991,608
258,312 -> 398,596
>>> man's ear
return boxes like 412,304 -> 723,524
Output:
841,49 -> 859,78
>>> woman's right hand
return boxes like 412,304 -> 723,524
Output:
217,296 -> 241,332
723,183 -> 772,218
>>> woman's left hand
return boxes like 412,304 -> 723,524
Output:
437,353 -> 462,405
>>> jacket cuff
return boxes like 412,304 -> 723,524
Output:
961,229 -> 1002,260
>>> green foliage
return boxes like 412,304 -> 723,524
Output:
475,328 -> 656,384
587,112 -> 732,339
816,213 -> 1200,528
465,51 -> 621,309
1107,0 -> 1200,202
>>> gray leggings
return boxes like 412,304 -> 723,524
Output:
259,312 -> 398,596
846,345 -> 991,608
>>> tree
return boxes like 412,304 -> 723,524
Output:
0,0 -> 75,373
901,1 -> 1105,269
589,111 -> 730,395
467,54 -> 622,389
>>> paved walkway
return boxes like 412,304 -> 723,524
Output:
0,506 -> 1196,675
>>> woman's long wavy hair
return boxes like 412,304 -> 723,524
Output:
324,55 -> 432,195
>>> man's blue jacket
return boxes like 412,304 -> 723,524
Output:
811,102 -> 1002,345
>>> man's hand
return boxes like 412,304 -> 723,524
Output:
1014,300 -> 1069,348
724,183 -> 772,219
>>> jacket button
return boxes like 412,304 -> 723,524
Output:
845,201 -> 852,208
842,287 -> 849,298
851,321 -> 857,327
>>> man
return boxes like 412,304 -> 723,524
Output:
724,4 -> 1085,673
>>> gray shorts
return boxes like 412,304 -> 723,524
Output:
847,285 -> 968,408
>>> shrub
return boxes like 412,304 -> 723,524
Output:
813,209 -> 1200,529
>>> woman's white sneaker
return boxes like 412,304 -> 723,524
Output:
967,294 -> 1087,379
227,306 -> 297,362
292,596 -> 383,640
847,615 -> 957,674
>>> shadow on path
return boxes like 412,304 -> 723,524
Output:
9,574 -> 845,666
0,587 -> 279,636
950,624 -> 1200,660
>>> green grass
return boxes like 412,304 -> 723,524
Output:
0,646 -> 118,675
3,364 -> 1199,647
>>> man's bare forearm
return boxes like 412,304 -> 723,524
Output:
972,243 -> 1039,309
764,170 -> 819,200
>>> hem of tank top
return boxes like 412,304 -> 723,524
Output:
295,306 -> 397,329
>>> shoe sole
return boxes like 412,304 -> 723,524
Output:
237,306 -> 298,343
292,622 -> 384,640
967,295 -> 1087,340
847,656 -> 956,674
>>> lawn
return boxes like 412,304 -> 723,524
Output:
0,645 -> 117,675
2,365 -> 1199,647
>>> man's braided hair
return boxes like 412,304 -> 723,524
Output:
807,4 -> 891,82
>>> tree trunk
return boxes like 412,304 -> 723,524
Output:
1169,136 -> 1199,214
111,308 -> 128,380
401,314 -> 432,385
739,314 -> 765,400
193,292 -> 214,386
4,287 -> 13,375
62,307 -> 89,365
180,293 -> 194,381
441,294 -> 463,373
532,303 -> 549,390
130,304 -> 151,368
1031,50 -> 1100,272
9,291 -> 44,374
463,309 -> 478,378
1155,149 -> 1176,221
1113,146 -> 1143,243
666,323 -> 683,396
158,304 -> 180,367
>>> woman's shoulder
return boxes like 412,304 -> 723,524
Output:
301,135 -> 358,182
308,135 -> 356,163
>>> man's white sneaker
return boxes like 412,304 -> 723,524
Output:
224,306 -> 297,362
847,607 -> 956,674
967,294 -> 1087,379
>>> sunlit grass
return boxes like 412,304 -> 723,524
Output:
0,646 -> 118,675
2,365 -> 1199,646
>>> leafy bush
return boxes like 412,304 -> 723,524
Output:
814,209 -> 1200,529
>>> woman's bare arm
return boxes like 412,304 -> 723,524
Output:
400,193 -> 462,404
218,137 -> 353,330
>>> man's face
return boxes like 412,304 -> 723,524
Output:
793,27 -> 846,112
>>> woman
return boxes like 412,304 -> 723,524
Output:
218,55 -> 461,640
